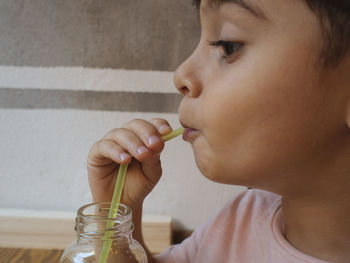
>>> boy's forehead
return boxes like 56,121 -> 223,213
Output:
198,0 -> 267,20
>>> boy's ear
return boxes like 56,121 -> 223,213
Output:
343,57 -> 350,130
346,104 -> 350,129
347,102 -> 350,130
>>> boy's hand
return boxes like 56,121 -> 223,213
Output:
87,118 -> 173,207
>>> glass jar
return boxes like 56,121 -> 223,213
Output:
60,202 -> 148,263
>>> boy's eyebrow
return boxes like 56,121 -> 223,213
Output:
195,0 -> 267,20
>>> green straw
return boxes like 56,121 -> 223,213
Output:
161,127 -> 185,142
99,127 -> 184,263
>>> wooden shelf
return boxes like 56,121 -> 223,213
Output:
0,208 -> 171,255
0,248 -> 63,263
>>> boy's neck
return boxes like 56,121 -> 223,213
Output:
282,194 -> 350,263
279,120 -> 350,263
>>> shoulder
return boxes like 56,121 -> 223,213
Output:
218,188 -> 280,215
228,188 -> 281,215
205,188 -> 282,233
154,189 -> 281,262
186,189 -> 282,259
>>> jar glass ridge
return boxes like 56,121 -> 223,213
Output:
60,202 -> 148,263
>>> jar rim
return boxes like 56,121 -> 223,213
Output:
77,202 -> 131,221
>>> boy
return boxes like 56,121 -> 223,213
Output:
87,0 -> 350,262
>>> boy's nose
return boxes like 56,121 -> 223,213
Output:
173,52 -> 202,98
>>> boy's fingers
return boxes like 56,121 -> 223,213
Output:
149,118 -> 173,135
89,139 -> 132,166
123,119 -> 165,153
103,128 -> 153,162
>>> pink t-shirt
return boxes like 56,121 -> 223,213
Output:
154,189 -> 332,263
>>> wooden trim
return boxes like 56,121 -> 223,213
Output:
0,247 -> 63,263
0,208 -> 171,254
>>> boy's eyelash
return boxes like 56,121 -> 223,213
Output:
209,40 -> 244,58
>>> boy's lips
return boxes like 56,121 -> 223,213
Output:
183,128 -> 199,141
180,121 -> 199,141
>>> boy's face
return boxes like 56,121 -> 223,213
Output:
176,0 -> 348,194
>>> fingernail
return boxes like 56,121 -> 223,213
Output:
148,135 -> 161,146
120,153 -> 131,161
137,146 -> 149,155
159,125 -> 171,133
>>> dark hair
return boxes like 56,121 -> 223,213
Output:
305,0 -> 350,67
192,0 -> 350,67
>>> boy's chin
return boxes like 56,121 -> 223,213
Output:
197,161 -> 262,187
192,143 -> 254,185
196,161 -> 236,184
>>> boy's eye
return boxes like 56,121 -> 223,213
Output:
209,40 -> 243,59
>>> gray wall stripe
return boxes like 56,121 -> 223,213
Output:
0,88 -> 182,113
0,0 -> 200,71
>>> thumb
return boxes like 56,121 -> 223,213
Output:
141,154 -> 162,185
